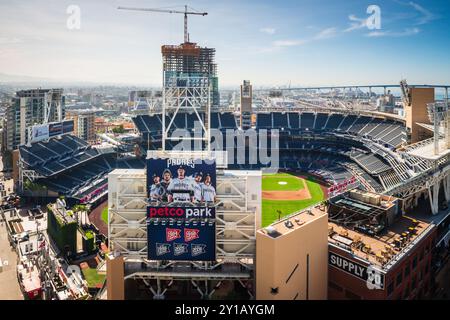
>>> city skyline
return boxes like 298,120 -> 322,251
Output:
1,0 -> 449,87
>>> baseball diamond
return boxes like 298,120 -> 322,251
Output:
262,172 -> 328,227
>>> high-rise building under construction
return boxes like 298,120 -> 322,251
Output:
162,42 -> 219,108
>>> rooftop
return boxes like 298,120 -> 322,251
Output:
328,215 -> 432,269
326,190 -> 435,270
258,205 -> 327,238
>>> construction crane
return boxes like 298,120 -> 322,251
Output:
118,5 -> 208,43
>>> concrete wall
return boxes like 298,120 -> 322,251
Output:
405,87 -> 435,143
256,212 -> 328,300
106,254 -> 125,300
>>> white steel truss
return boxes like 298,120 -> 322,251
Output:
108,169 -> 261,298
162,76 -> 211,151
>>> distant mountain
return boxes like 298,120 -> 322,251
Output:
0,73 -> 64,84
0,73 -> 158,87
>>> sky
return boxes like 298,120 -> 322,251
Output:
0,0 -> 449,87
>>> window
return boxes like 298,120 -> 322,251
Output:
411,276 -> 417,289
425,262 -> 429,274
405,265 -> 410,277
396,272 -> 403,287
138,185 -> 144,193
412,256 -> 418,270
419,249 -> 424,261
251,194 -> 257,201
387,282 -> 394,296
419,269 -> 423,282
404,284 -> 410,299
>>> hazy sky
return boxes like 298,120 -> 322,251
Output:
0,0 -> 449,87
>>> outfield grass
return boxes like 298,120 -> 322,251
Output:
262,173 -> 305,191
261,178 -> 325,227
101,207 -> 108,225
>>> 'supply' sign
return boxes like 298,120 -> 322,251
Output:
329,252 -> 385,289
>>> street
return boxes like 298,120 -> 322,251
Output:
0,221 -> 23,300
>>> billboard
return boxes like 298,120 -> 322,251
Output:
147,206 -> 216,219
147,221 -> 216,261
49,122 -> 63,137
62,120 -> 74,134
147,158 -> 216,205
31,124 -> 49,143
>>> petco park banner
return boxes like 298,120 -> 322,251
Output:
147,206 -> 216,219
147,158 -> 217,204
147,221 -> 216,261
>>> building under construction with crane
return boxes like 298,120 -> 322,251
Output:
118,5 -> 219,107
162,43 -> 219,108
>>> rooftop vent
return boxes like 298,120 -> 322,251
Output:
285,220 -> 294,229
265,226 -> 282,238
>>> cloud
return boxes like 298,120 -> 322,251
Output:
366,27 -> 420,37
257,39 -> 308,53
408,1 -> 437,25
273,39 -> 308,47
259,26 -> 338,53
345,14 -> 368,32
314,27 -> 338,39
260,27 -> 276,35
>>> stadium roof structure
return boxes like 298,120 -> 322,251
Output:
405,137 -> 450,161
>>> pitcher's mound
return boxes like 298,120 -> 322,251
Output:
263,177 -> 311,201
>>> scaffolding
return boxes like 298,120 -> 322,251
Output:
162,43 -> 219,150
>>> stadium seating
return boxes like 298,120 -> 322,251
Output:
132,111 -> 408,192
314,113 -> 328,130
324,114 -> 344,130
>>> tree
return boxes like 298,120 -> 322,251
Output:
112,125 -> 125,134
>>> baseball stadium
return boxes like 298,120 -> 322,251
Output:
10,23 -> 450,301
261,172 -> 327,227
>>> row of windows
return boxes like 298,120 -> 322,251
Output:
387,242 -> 432,297
328,281 -> 362,300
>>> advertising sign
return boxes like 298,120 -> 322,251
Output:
147,206 -> 216,219
31,124 -> 49,143
62,120 -> 74,134
147,158 -> 217,205
147,221 -> 216,261
329,252 -> 385,289
328,176 -> 358,197
48,122 -> 63,137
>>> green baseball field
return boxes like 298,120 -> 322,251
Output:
261,172 -> 327,227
